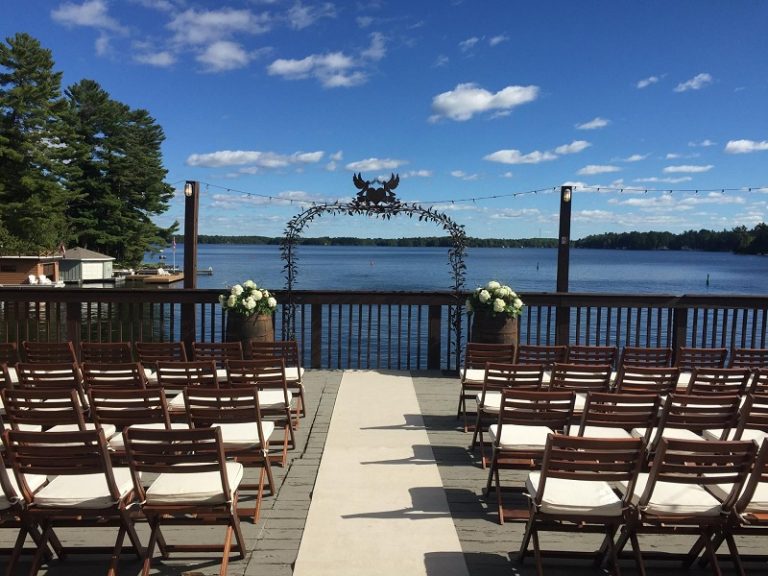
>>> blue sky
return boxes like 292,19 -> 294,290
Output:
4,1 -> 768,240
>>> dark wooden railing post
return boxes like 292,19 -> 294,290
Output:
181,181 -> 199,351
311,303 -> 322,368
555,186 -> 573,346
66,302 -> 81,357
427,304 -> 442,370
671,300 -> 689,365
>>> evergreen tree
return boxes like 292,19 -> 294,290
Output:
64,79 -> 176,265
0,32 -> 79,254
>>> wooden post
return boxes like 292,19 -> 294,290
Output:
311,304 -> 323,368
427,304 -> 442,370
556,186 -> 573,346
181,181 -> 199,350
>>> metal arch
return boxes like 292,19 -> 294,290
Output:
279,173 -> 467,364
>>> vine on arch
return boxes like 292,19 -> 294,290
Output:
280,173 -> 467,364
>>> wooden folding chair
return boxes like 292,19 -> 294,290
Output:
183,386 -> 276,521
21,341 -> 77,364
631,393 -> 742,458
566,344 -> 618,367
456,342 -> 516,433
0,343 -> 19,366
701,391 -> 768,444
134,341 -> 188,373
485,389 -> 575,524
80,341 -> 134,364
614,365 -> 680,395
4,428 -> 144,575
548,362 -> 612,415
728,347 -> 768,370
577,391 -> 661,442
521,434 -> 646,575
676,346 -> 728,371
515,344 -> 567,368
684,366 -> 753,396
615,438 -> 757,576
0,447 -> 59,575
192,341 -> 244,367
225,358 -> 296,463
618,345 -> 673,369
155,360 -> 219,414
14,362 -> 88,410
88,387 -> 182,462
123,426 -> 246,575
81,362 -> 149,392
751,367 -> 768,395
249,340 -> 306,420
470,362 -> 544,467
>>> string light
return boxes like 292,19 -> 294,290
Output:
185,180 -> 768,207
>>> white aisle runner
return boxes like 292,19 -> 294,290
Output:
293,370 -> 469,576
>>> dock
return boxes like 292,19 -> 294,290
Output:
141,272 -> 184,284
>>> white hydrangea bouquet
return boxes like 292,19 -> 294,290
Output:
465,280 -> 524,318
219,280 -> 277,316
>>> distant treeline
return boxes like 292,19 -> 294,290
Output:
195,235 -> 559,248
574,224 -> 768,254
191,225 -> 768,254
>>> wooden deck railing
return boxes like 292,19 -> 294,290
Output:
0,287 -> 766,372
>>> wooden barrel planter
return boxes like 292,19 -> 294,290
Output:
470,310 -> 518,345
226,313 -> 274,356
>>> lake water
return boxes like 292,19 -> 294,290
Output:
151,245 -> 768,296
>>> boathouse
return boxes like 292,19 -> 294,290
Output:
0,254 -> 61,285
58,247 -> 115,284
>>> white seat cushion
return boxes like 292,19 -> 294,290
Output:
167,392 -> 185,412
577,426 -> 633,439
214,421 -> 275,449
285,366 -> 304,384
475,391 -> 502,413
146,461 -> 243,505
631,426 -> 702,444
526,471 -> 623,516
462,368 -> 485,384
621,473 -> 722,517
108,422 -> 190,451
46,423 -> 117,438
34,468 -> 135,509
701,428 -> 767,443
259,389 -> 293,408
488,423 -> 552,450
0,471 -> 47,510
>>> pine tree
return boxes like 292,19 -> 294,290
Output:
0,32 -> 79,254
64,79 -> 176,266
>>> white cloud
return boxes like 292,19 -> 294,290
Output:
268,51 -> 366,88
689,139 -> 716,147
197,41 -> 251,72
554,140 -> 591,155
167,8 -> 271,46
634,176 -> 693,184
458,37 -> 480,52
345,157 -> 406,172
450,170 -> 478,181
134,50 -> 176,67
576,117 -> 609,130
361,32 -> 386,61
433,54 -> 449,67
577,165 -> 621,176
674,72 -> 713,92
489,35 -> 509,46
51,0 -> 126,32
186,150 -> 324,168
636,75 -> 660,89
724,139 -> 768,154
663,164 -> 714,173
429,83 -> 539,122
621,154 -> 648,162
484,149 -> 557,165
286,2 -> 336,30
403,170 -> 432,178
357,16 -> 374,28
